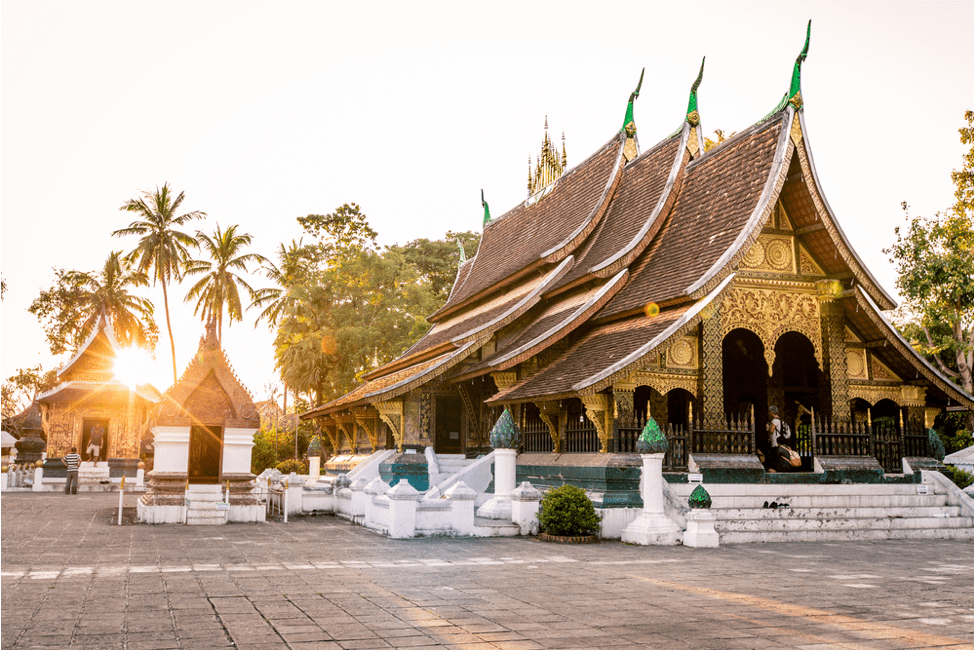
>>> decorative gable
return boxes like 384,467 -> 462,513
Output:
798,244 -> 825,276
741,234 -> 795,274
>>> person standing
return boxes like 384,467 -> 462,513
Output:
86,425 -> 103,465
62,447 -> 81,495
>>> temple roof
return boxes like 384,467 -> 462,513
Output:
306,40 -> 974,420
149,322 -> 259,429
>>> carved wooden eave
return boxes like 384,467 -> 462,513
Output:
855,287 -> 974,409
149,326 -> 259,429
794,111 -> 896,310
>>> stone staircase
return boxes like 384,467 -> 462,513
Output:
184,485 -> 227,525
672,479 -> 974,543
473,517 -> 520,537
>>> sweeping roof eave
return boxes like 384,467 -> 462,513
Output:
57,316 -> 124,378
683,108 -> 796,302
429,133 -> 625,323
36,380 -> 161,405
450,269 -> 630,383
855,287 -> 974,410
796,111 -> 896,310
301,339 -> 485,419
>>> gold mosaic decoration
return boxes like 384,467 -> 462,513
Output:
848,384 -> 900,405
375,399 -> 404,451
790,114 -> 803,144
580,393 -> 612,453
666,336 -> 698,369
870,357 -> 899,382
627,371 -> 699,398
740,234 -> 795,273
798,245 -> 825,276
687,127 -> 700,157
846,349 -> 867,379
719,285 -> 823,371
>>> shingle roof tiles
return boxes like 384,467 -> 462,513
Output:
436,136 -> 622,313
600,116 -> 784,318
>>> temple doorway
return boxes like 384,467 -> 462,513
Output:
770,332 -> 820,466
434,395 -> 462,454
722,328 -> 769,433
188,425 -> 222,483
81,418 -> 109,463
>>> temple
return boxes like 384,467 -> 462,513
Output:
303,25 -> 974,499
37,313 -> 161,481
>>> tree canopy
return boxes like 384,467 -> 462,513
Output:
886,111 -> 974,426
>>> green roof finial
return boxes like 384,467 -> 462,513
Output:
621,67 -> 645,133
481,189 -> 491,225
456,238 -> 466,264
685,57 -> 705,126
788,20 -> 811,109
635,417 -> 670,454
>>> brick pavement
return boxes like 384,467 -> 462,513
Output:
2,492 -> 972,649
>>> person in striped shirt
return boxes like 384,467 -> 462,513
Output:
62,447 -> 81,494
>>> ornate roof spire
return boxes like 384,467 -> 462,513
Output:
788,20 -> 812,109
622,68 -> 645,163
527,119 -> 567,197
621,67 -> 645,133
481,189 -> 491,226
686,57 -> 705,126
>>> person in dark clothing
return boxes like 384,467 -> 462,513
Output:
62,447 -> 81,494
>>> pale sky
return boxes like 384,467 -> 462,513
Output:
2,0 -> 972,404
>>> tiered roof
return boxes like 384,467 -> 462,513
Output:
306,23 -> 974,419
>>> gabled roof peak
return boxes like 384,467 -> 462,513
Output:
762,20 -> 812,121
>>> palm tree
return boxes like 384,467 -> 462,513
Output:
113,183 -> 205,383
71,251 -> 157,347
250,239 -> 316,329
183,224 -> 266,339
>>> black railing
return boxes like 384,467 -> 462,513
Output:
812,417 -> 928,474
813,419 -> 872,457
617,413 -> 689,471
564,410 -> 600,452
521,405 -> 553,453
690,413 -> 755,456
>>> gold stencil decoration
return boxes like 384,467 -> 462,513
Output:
667,337 -> 696,368
687,127 -> 700,157
630,371 -> 699,398
741,234 -> 794,273
846,349 -> 866,379
764,239 -> 792,271
719,286 -> 823,371
845,326 -> 862,343
742,239 -> 765,268
870,357 -> 899,382
848,384 -> 900,406
778,203 -> 793,231
623,136 -> 638,163
798,246 -> 825,276
790,114 -> 803,145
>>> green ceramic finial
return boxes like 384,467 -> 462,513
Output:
489,408 -> 521,449
621,68 -> 645,133
635,417 -> 670,454
688,484 -> 712,509
481,189 -> 491,226
788,20 -> 811,108
456,239 -> 466,263
306,436 -> 323,458
685,57 -> 705,126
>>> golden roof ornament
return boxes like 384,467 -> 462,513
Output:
527,117 -> 567,197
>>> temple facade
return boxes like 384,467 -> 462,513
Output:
37,314 -> 161,477
302,28 -> 974,487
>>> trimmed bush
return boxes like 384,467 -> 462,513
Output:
275,458 -> 308,475
941,465 -> 974,490
537,485 -> 602,537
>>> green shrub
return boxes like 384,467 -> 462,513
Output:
537,485 -> 602,537
275,458 -> 308,475
940,465 -> 974,490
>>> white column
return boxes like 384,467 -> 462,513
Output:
445,481 -> 477,536
386,479 -> 420,539
621,453 -> 681,545
510,481 -> 542,535
476,448 -> 517,520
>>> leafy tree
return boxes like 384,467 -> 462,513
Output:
28,252 -> 158,355
250,239 -> 320,329
390,230 -> 480,303
886,112 -> 974,430
704,128 -> 735,152
296,203 -> 378,257
114,183 -> 205,383
2,366 -> 58,434
183,224 -> 266,339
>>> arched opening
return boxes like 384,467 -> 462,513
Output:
722,328 -> 768,432
850,397 -> 871,427
667,388 -> 694,427
770,331 -> 821,466
872,399 -> 901,428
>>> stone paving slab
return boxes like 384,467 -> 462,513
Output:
2,493 -> 973,649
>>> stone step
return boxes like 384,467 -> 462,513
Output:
186,510 -> 227,525
709,494 -> 949,509
473,517 -> 520,537
716,505 -> 963,520
719,524 -> 974,544
716,514 -> 973,533
674,483 -> 936,497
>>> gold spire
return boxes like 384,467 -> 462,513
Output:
527,117 -> 567,197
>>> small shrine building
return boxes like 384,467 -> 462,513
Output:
303,27 -> 974,489
37,314 -> 161,478
139,321 -> 263,524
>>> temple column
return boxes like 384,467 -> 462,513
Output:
613,383 -> 636,453
699,311 -> 724,428
900,386 -> 927,425
818,293 -> 850,422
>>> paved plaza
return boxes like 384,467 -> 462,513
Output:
2,493 -> 972,650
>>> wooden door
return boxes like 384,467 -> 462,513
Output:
188,425 -> 222,483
